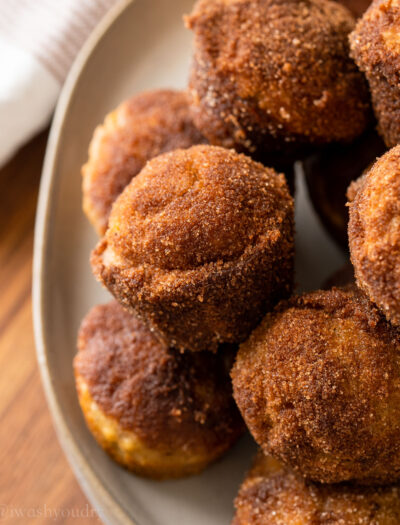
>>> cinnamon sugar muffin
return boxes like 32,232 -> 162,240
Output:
74,301 -> 244,479
82,89 -> 206,235
186,0 -> 370,161
350,0 -> 400,146
232,453 -> 400,524
349,145 -> 400,325
232,287 -> 400,485
91,145 -> 294,352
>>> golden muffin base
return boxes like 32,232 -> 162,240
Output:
92,234 -> 294,352
232,452 -> 400,525
232,287 -> 400,485
76,376 -> 228,479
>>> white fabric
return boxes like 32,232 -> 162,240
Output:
0,0 -> 118,167
0,37 -> 60,166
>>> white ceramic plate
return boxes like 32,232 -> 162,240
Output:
33,1 -> 346,524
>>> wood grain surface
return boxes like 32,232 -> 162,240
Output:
0,132 -> 102,524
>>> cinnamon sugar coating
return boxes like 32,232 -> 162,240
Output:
350,0 -> 400,87
347,172 -> 368,203
91,145 -> 294,352
74,301 -> 244,479
232,453 -> 400,525
82,89 -> 206,235
186,0 -> 370,161
350,0 -> 400,146
232,287 -> 400,484
367,73 -> 400,148
349,145 -> 400,325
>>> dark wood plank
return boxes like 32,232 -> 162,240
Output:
0,132 -> 102,524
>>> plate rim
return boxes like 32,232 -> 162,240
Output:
33,1 -> 137,524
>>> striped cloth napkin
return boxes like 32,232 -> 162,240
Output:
0,0 -> 119,167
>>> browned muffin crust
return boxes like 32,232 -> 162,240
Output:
350,0 -> 400,146
186,0 -> 370,160
347,172 -> 368,203
367,72 -> 400,147
74,301 -> 244,477
349,145 -> 400,325
91,145 -> 294,352
303,128 -> 385,249
82,89 -> 206,235
350,0 -> 400,87
232,287 -> 400,484
233,452 -> 400,525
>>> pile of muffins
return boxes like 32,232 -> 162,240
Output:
74,0 -> 400,522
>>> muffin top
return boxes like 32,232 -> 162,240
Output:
187,0 -> 370,147
105,145 -> 293,272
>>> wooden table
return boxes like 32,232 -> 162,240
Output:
0,132 -> 101,524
